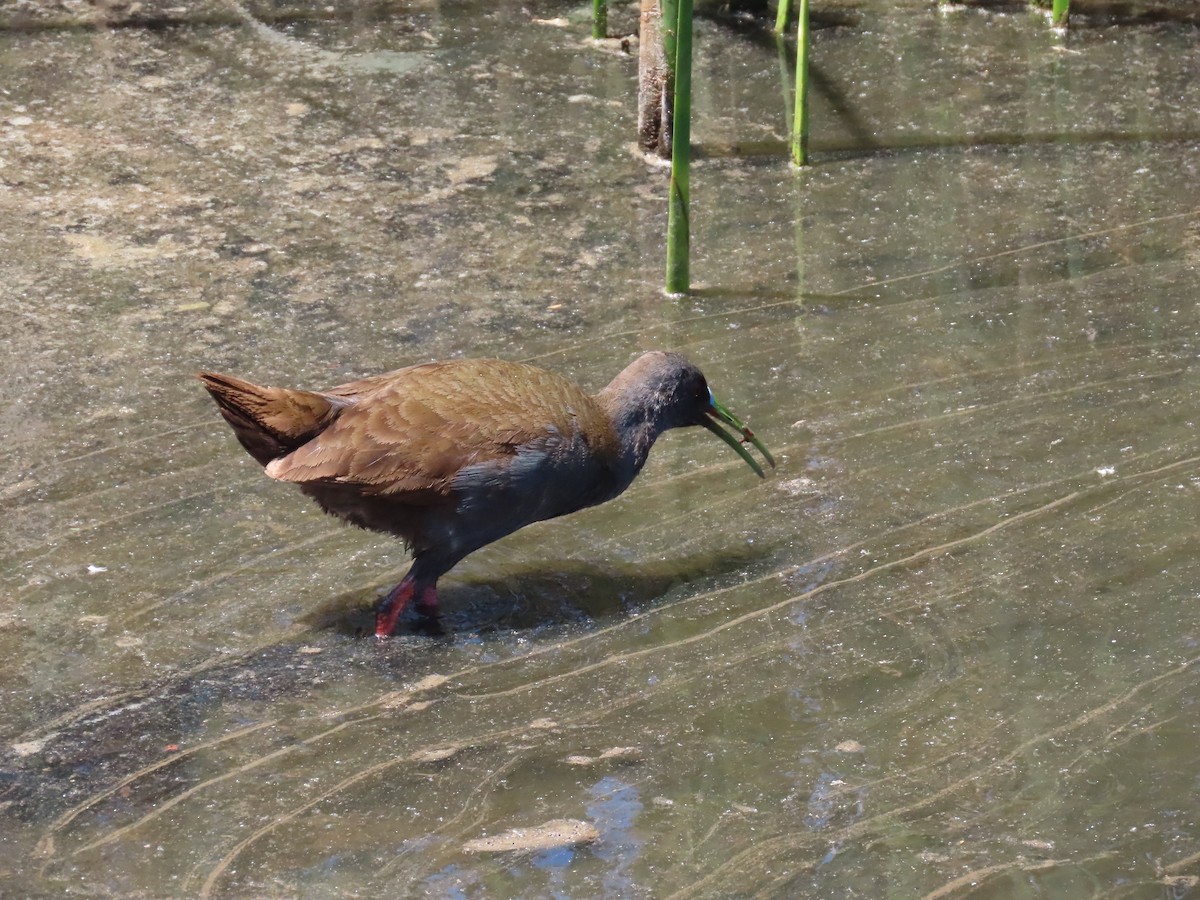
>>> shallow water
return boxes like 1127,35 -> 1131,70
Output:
2,1 -> 1198,897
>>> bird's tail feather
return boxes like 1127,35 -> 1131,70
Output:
197,371 -> 341,466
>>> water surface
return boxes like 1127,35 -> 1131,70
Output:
2,2 -> 1198,896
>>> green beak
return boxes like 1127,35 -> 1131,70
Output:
701,391 -> 776,478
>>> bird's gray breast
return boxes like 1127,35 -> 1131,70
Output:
451,422 -> 615,530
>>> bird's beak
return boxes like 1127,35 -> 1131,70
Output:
701,391 -> 776,478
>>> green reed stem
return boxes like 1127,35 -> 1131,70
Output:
593,0 -> 607,39
775,33 -> 793,137
665,0 -> 693,294
662,0 -> 679,78
791,0 -> 810,166
1051,0 -> 1069,26
775,0 -> 792,33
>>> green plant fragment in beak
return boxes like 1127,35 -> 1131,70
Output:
704,393 -> 776,477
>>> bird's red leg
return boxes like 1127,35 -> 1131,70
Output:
415,584 -> 439,617
375,575 -> 415,639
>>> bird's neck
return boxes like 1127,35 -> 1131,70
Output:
595,385 -> 667,492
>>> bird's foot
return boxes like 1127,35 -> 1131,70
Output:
375,577 -> 415,640
415,585 -> 439,618
413,585 -> 445,636
375,580 -> 441,639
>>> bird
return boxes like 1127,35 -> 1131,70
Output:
198,351 -> 774,637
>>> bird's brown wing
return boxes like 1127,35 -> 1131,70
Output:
264,360 -> 616,498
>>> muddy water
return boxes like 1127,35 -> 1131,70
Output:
2,2 -> 1198,896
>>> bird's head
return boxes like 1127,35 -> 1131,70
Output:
611,351 -> 776,478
